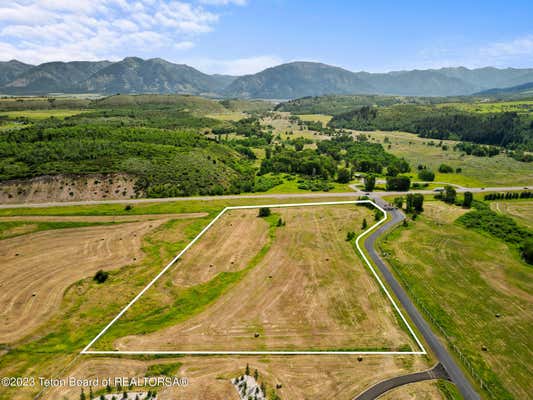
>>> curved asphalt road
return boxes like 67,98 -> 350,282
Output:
353,363 -> 449,400
363,196 -> 481,400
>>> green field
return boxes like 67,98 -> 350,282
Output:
436,100 -> 533,115
361,130 -> 533,187
298,113 -> 333,125
0,109 -> 89,120
207,112 -> 247,121
379,201 -> 533,400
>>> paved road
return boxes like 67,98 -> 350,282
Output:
353,363 -> 450,400
0,185 -> 530,209
363,196 -> 481,400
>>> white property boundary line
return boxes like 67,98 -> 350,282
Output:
82,200 -> 426,356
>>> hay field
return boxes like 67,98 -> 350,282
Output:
42,355 -> 438,400
102,205 -> 416,352
490,200 -> 533,229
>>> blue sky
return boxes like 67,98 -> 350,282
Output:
1,0 -> 532,74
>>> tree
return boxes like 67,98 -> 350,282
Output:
522,239 -> 533,265
362,218 -> 368,229
443,185 -> 457,204
93,269 -> 109,284
258,207 -> 271,218
417,169 -> 435,181
463,191 -> 473,208
337,167 -> 351,183
364,174 -> 376,192
254,369 -> 259,381
438,164 -> 454,173
346,231 -> 355,241
386,175 -> 410,191
393,197 -> 403,209
245,363 -> 250,376
386,165 -> 399,177
412,193 -> 424,212
80,389 -> 86,400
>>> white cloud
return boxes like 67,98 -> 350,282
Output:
0,0 -> 235,64
481,35 -> 533,58
187,55 -> 283,75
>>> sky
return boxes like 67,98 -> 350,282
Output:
0,0 -> 532,75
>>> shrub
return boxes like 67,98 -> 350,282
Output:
386,175 -> 411,191
438,164 -> 454,173
336,167 -> 351,183
258,207 -> 271,218
393,197 -> 403,209
93,269 -> 109,284
463,191 -> 473,208
522,239 -> 533,265
417,169 -> 435,181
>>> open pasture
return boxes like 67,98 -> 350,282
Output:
95,204 -> 417,353
0,109 -> 89,120
490,200 -> 533,229
359,130 -> 533,187
380,201 -> 533,399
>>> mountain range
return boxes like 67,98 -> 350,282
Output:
1,57 -> 533,99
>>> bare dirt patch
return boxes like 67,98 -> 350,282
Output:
0,173 -> 140,204
114,205 -> 415,352
0,220 -> 166,343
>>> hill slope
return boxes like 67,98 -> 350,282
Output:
2,58 -> 533,98
77,57 -> 223,95
223,62 -> 376,99
0,60 -> 34,86
2,61 -> 111,94
475,81 -> 533,97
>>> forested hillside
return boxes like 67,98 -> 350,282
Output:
328,105 -> 533,152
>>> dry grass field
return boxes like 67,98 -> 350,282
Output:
490,200 -> 533,229
379,381 -> 444,400
0,198 -> 443,400
0,213 -> 206,343
0,220 -> 165,343
101,205 -> 416,352
42,355 -> 438,400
